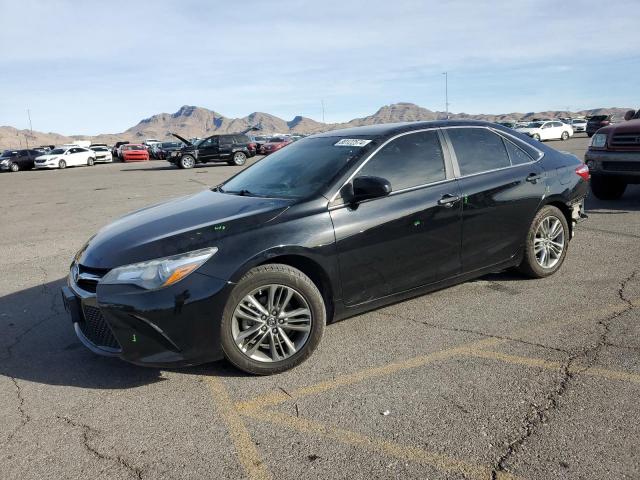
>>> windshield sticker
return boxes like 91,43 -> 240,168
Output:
334,139 -> 372,147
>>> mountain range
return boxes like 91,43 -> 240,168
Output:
0,103 -> 633,149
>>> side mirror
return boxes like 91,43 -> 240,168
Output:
342,176 -> 392,204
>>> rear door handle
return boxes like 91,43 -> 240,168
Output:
526,173 -> 542,183
437,194 -> 460,207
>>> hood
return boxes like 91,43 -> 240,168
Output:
78,190 -> 292,269
35,153 -> 61,160
171,133 -> 193,146
601,119 -> 640,135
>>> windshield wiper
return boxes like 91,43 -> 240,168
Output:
221,188 -> 259,197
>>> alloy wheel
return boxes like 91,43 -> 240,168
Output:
231,284 -> 312,363
534,215 -> 565,269
181,156 -> 195,168
233,152 -> 247,165
9,163 -> 19,172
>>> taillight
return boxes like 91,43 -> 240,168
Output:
575,164 -> 590,181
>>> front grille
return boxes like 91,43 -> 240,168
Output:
610,134 -> 640,147
76,264 -> 109,293
602,161 -> 640,172
80,305 -> 121,350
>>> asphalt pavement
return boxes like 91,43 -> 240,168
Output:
1,134 -> 639,479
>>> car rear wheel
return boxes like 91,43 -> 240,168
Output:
532,133 -> 541,141
58,160 -> 66,169
9,162 -> 19,172
230,151 -> 247,166
590,175 -> 626,200
179,155 -> 195,169
561,131 -> 569,140
518,205 -> 569,278
220,264 -> 326,375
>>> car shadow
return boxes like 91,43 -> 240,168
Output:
0,278 -> 246,390
585,184 -> 640,213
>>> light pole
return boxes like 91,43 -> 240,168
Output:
321,99 -> 325,123
442,72 -> 449,119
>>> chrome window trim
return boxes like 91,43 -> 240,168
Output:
328,127 -> 450,203
328,177 -> 456,211
441,126 -> 544,180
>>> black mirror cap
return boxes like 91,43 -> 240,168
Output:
347,176 -> 392,203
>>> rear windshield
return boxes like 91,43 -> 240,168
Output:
589,115 -> 608,121
527,122 -> 543,128
220,136 -> 376,199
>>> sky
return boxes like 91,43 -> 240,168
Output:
1,0 -> 638,135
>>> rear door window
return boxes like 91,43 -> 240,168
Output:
447,128 -> 511,176
503,138 -> 533,165
357,130 -> 446,191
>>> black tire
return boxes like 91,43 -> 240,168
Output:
230,151 -> 247,166
518,205 -> 569,279
58,160 -> 66,169
587,133 -> 594,138
590,175 -> 626,200
532,133 -> 541,141
179,155 -> 195,169
9,162 -> 19,172
220,264 -> 326,375
87,157 -> 95,166
561,131 -> 569,140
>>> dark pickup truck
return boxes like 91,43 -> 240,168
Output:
584,109 -> 640,199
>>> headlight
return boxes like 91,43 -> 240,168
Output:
590,133 -> 607,148
0,159 -> 8,165
100,247 -> 218,290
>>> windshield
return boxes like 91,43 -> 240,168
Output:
92,147 -> 108,151
269,137 -> 287,143
49,148 -> 66,155
220,136 -> 376,199
161,142 -> 179,148
527,122 -> 543,128
124,145 -> 145,150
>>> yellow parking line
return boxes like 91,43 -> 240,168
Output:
206,377 -> 272,480
242,408 -> 519,480
236,338 -> 503,413
237,297 -> 640,413
463,349 -> 640,385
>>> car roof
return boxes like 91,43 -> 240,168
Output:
310,120 -> 501,139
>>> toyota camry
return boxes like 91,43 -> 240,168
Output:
61,120 -> 589,375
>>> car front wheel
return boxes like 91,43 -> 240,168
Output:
58,160 -> 66,169
87,157 -> 95,166
220,264 -> 326,375
518,205 -> 569,278
532,133 -> 541,141
9,162 -> 19,172
179,155 -> 195,169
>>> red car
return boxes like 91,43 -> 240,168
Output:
260,137 -> 292,155
121,144 -> 150,162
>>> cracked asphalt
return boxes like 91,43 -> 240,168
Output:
1,135 -> 639,479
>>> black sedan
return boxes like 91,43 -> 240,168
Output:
61,120 -> 589,375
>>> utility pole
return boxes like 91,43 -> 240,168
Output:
321,99 -> 325,123
26,109 -> 33,148
442,72 -> 449,119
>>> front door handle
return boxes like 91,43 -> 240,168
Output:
526,173 -> 542,183
437,194 -> 460,207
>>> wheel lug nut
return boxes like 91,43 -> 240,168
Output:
261,326 -> 267,331
278,319 -> 284,324
261,315 -> 266,320
272,328 -> 278,333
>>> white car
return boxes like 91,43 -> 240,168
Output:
516,121 -> 573,141
569,119 -> 587,132
34,146 -> 96,169
90,146 -> 113,163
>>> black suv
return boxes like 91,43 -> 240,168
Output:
586,115 -> 613,137
169,133 -> 253,168
0,149 -> 42,172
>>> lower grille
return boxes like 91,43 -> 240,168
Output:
80,305 -> 121,350
602,161 -> 640,172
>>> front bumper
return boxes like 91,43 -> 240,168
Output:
584,150 -> 640,178
61,269 -> 232,367
34,162 -> 59,169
